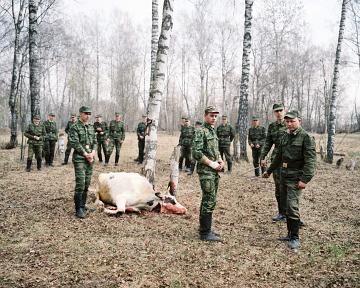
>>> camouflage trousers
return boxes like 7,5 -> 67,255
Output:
27,144 -> 42,160
180,145 -> 193,169
107,139 -> 122,160
273,167 -> 285,215
64,139 -> 72,160
138,139 -> 145,163
44,140 -> 56,164
73,160 -> 94,195
251,147 -> 265,176
280,175 -> 302,221
97,140 -> 107,162
199,173 -> 220,215
219,146 -> 232,171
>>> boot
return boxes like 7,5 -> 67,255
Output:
36,158 -> 42,171
261,166 -> 266,174
287,218 -> 300,249
74,192 -> 86,219
227,162 -> 232,174
115,155 -> 119,166
49,153 -> 54,167
62,153 -> 70,165
82,189 -> 88,211
278,219 -> 291,241
26,159 -> 32,172
178,156 -> 184,170
187,162 -> 195,176
272,213 -> 286,222
104,154 -> 110,166
199,213 -> 222,242
254,166 -> 260,177
98,152 -> 103,163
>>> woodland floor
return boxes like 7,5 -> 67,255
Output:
0,131 -> 359,288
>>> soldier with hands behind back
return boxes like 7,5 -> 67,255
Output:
93,115 -> 108,163
62,113 -> 77,165
216,115 -> 235,174
248,116 -> 266,176
43,112 -> 58,167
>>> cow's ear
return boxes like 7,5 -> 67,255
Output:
155,192 -> 163,200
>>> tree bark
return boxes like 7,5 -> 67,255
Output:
150,0 -> 159,86
144,0 -> 174,185
327,0 -> 348,163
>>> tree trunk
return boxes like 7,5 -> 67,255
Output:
29,0 -> 41,118
144,0 -> 174,185
150,0 -> 159,85
237,0 -> 254,162
327,0 -> 348,163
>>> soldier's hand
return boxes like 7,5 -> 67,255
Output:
208,161 -> 220,170
255,144 -> 260,149
297,181 -> 306,189
218,160 -> 225,171
250,144 -> 254,148
34,136 -> 39,140
262,172 -> 270,178
260,160 -> 267,167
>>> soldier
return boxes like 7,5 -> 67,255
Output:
179,118 -> 195,175
178,116 -> 187,170
24,115 -> 46,172
106,112 -> 125,166
62,113 -> 77,165
43,112 -> 58,167
192,106 -> 225,242
216,115 -> 235,174
93,115 -> 108,163
260,103 -> 287,222
263,111 -> 316,249
69,106 -> 97,219
195,120 -> 202,128
248,116 -> 266,176
135,115 -> 147,164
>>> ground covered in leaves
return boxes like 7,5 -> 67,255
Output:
0,131 -> 359,288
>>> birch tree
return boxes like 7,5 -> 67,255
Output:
327,0 -> 348,163
144,0 -> 174,185
237,0 -> 254,161
150,0 -> 159,85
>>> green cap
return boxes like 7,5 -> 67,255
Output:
95,114 -> 102,118
272,103 -> 284,111
115,112 -> 120,116
79,106 -> 92,113
48,112 -> 55,116
195,121 -> 202,125
205,105 -> 219,114
71,113 -> 77,117
222,115 -> 228,119
33,115 -> 41,120
284,110 -> 301,119
252,116 -> 259,121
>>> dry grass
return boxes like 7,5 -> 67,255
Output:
0,131 -> 359,288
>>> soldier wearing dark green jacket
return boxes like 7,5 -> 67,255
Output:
192,106 -> 224,242
69,106 -> 97,219
179,119 -> 195,175
24,115 -> 46,172
93,115 -> 108,163
135,115 -> 147,164
260,103 -> 287,222
178,116 -> 187,170
43,112 -> 58,166
62,113 -> 77,165
106,112 -> 125,166
216,115 -> 235,173
263,110 -> 316,250
248,116 -> 266,176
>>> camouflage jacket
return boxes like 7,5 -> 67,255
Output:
248,126 -> 266,147
69,120 -> 97,161
65,121 -> 76,135
179,126 -> 195,147
267,127 -> 316,183
93,121 -> 108,142
43,120 -> 58,141
137,122 -> 147,141
108,120 -> 125,141
216,124 -> 235,147
260,120 -> 286,160
24,123 -> 46,146
192,122 -> 221,176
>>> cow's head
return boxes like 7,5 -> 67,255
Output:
150,193 -> 187,214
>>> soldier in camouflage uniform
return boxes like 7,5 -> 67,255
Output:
62,113 -> 77,165
24,115 -> 46,172
178,116 -> 187,170
93,115 -> 108,163
248,116 -> 266,176
216,115 -> 235,173
263,110 -> 316,249
106,112 -> 125,166
69,106 -> 97,219
135,115 -> 147,164
43,112 -> 58,167
192,106 -> 225,242
179,118 -> 195,175
260,103 -> 287,222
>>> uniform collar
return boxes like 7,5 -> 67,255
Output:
204,122 -> 214,129
287,127 -> 302,135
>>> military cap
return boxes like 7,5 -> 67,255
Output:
79,106 -> 92,113
33,115 -> 41,120
252,115 -> 259,121
222,115 -> 228,119
48,112 -> 55,116
195,120 -> 202,125
205,105 -> 219,114
115,112 -> 120,116
71,113 -> 77,117
272,103 -> 284,111
95,114 -> 102,118
284,110 -> 301,119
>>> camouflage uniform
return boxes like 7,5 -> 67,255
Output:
69,106 -> 97,218
179,123 -> 195,173
43,116 -> 58,166
216,120 -> 235,172
267,111 -> 316,248
248,120 -> 266,176
136,118 -> 147,164
178,123 -> 186,169
107,118 -> 125,165
260,118 -> 286,217
93,118 -> 108,163
63,116 -> 76,164
24,117 -> 46,171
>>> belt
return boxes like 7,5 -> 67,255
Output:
282,161 -> 303,169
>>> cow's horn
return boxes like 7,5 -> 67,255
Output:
155,192 -> 163,200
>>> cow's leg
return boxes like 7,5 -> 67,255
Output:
104,198 -> 126,215
125,207 -> 141,213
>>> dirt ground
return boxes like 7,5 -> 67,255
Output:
0,131 -> 359,288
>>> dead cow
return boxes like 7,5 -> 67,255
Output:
95,172 -> 187,215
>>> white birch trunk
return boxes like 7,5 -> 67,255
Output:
327,0 -> 348,163
237,0 -> 254,162
150,0 -> 159,85
144,0 -> 174,185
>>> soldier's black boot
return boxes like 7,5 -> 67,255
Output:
36,158 -> 42,171
227,162 -> 232,174
278,219 -> 291,241
261,166 -> 266,174
114,155 -> 119,166
62,153 -> 69,165
287,219 -> 300,249
98,152 -> 103,163
178,156 -> 184,171
26,159 -> 32,172
255,166 -> 260,177
74,192 -> 86,219
199,213 -> 222,242
187,162 -> 195,175
49,154 -> 54,167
